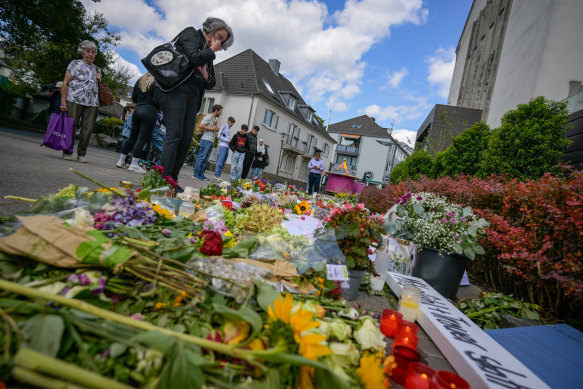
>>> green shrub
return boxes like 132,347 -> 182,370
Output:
390,149 -> 433,184
478,96 -> 571,180
433,122 -> 491,178
94,117 -> 123,136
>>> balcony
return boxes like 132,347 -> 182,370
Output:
336,145 -> 359,156
282,139 -> 307,154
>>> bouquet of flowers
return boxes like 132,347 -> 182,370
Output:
384,192 -> 490,259
140,165 -> 177,196
323,203 -> 384,271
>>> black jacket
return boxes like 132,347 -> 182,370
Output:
246,132 -> 258,154
252,149 -> 269,169
230,132 -> 250,153
132,78 -> 160,109
174,27 -> 216,91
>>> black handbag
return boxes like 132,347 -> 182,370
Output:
141,36 -> 195,92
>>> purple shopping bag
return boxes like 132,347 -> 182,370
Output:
41,112 -> 74,153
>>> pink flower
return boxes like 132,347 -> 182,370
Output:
461,217 -> 467,222
130,313 -> 144,320
152,165 -> 164,174
163,176 -> 178,188
162,228 -> 171,236
356,203 -> 365,210
450,218 -> 457,223
442,218 -> 448,223
344,203 -> 352,210
416,196 -> 423,201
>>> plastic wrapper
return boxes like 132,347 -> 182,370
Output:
204,203 -> 225,225
385,237 -> 416,275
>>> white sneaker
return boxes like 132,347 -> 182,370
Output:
62,153 -> 73,161
116,160 -> 125,168
128,164 -> 147,174
77,156 -> 87,163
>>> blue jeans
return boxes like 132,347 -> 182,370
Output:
194,139 -> 213,177
214,146 -> 229,178
230,151 -> 245,181
308,172 -> 321,195
251,167 -> 263,180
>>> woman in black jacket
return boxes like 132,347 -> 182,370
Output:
158,17 -> 234,191
251,139 -> 268,180
116,72 -> 160,173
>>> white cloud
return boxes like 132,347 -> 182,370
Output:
363,97 -> 431,123
82,0 -> 428,109
391,128 -> 417,146
388,67 -> 408,87
427,47 -> 455,99
112,54 -> 142,85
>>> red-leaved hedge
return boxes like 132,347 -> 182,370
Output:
360,169 -> 583,321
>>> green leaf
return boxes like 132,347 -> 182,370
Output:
109,342 -> 128,358
255,280 -> 278,313
249,369 -> 280,389
76,240 -> 105,263
413,203 -> 426,217
462,245 -> 475,260
462,206 -> 472,217
224,236 -> 258,258
21,314 -> 65,357
102,245 -> 133,267
213,304 -> 263,338
157,344 -> 205,389
131,331 -> 177,355
474,245 -> 486,255
87,230 -> 110,243
523,309 -> 540,321
137,188 -> 151,201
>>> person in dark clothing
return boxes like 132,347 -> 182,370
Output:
250,139 -> 268,179
241,125 -> 259,179
46,81 -> 63,115
116,73 -> 160,173
229,124 -> 249,181
158,17 -> 234,190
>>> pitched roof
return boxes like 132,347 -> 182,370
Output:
98,102 -> 123,118
213,49 -> 335,143
327,115 -> 391,138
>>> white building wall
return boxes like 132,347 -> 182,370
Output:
354,136 -> 389,182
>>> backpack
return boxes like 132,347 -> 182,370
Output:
194,113 -> 206,136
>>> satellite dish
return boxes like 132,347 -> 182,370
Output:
363,171 -> 373,181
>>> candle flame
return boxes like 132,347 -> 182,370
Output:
421,373 -> 427,380
450,384 -> 456,388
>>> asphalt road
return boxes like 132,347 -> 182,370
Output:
0,127 -> 228,217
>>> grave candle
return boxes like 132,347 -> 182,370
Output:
396,320 -> 419,338
405,362 -> 435,389
380,310 -> 402,338
433,370 -> 470,389
391,334 -> 419,354
393,345 -> 421,372
398,285 -> 422,322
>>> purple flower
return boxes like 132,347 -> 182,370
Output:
78,274 -> 91,286
67,274 -> 79,283
441,218 -> 448,223
450,218 -> 457,223
452,232 -> 458,238
130,313 -> 144,320
162,228 -> 171,236
461,217 -> 467,222
416,196 -> 423,201
61,286 -> 71,296
91,278 -> 106,294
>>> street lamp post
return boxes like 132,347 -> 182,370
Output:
275,133 -> 287,184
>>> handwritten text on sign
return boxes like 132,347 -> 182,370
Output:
385,272 -> 549,389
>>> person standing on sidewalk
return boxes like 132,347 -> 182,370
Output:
229,124 -> 249,181
193,104 -> 222,180
307,151 -> 325,195
116,73 -> 160,173
241,125 -> 259,179
250,139 -> 268,180
214,116 -> 235,180
59,40 -> 101,163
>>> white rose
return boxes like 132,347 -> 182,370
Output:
353,317 -> 386,352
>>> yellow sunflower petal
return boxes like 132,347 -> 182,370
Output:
298,366 -> 315,389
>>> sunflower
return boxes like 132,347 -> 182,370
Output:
357,353 -> 389,389
295,201 -> 311,215
151,203 -> 175,220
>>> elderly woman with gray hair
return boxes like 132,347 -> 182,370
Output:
59,40 -> 101,163
159,17 -> 234,192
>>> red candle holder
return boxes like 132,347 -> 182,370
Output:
433,370 -> 470,389
380,309 -> 402,338
393,345 -> 421,372
392,333 -> 419,353
391,366 -> 408,386
396,319 -> 419,337
405,362 -> 435,389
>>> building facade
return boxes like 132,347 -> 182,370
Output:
448,0 -> 583,127
327,115 -> 410,183
201,50 -> 335,185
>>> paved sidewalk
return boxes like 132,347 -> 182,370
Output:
0,127 -> 230,217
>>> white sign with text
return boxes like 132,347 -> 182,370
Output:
385,272 -> 549,389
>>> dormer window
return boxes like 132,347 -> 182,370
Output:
280,92 -> 297,110
299,105 -> 315,122
263,79 -> 274,94
351,124 -> 363,128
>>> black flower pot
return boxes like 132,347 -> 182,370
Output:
412,247 -> 468,300
341,269 -> 365,301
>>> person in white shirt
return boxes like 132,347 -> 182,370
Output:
307,151 -> 325,195
214,116 -> 235,180
193,104 -> 222,180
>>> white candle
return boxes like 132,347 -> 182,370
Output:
398,285 -> 422,322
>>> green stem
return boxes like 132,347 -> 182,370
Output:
69,168 -> 125,197
4,195 -> 37,203
13,348 -> 132,389
466,304 -> 510,318
11,366 -> 87,389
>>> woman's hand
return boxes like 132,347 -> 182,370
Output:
210,36 -> 222,52
197,65 -> 209,81
60,103 -> 67,112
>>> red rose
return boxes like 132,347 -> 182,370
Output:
199,230 -> 223,256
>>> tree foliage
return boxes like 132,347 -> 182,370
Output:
478,97 -> 572,180
432,122 -> 491,178
0,0 -> 134,98
390,149 -> 433,184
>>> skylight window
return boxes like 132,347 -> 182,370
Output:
351,124 -> 363,128
263,80 -> 274,94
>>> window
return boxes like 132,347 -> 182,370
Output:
351,124 -> 363,128
280,93 -> 297,110
199,97 -> 215,114
299,106 -> 313,122
306,134 -> 315,153
335,154 -> 357,168
282,152 -> 296,173
323,143 -> 330,157
263,79 -> 274,94
262,108 -> 279,130
287,122 -> 301,148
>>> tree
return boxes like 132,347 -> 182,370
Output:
0,0 -> 133,98
478,97 -> 572,180
390,149 -> 433,184
432,122 -> 491,177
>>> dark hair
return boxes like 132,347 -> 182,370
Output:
212,104 -> 223,112
228,117 -> 235,123
241,124 -> 248,130
252,125 -> 260,131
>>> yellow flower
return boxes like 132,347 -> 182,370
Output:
155,302 -> 168,309
357,353 -> 388,389
96,186 -> 119,193
248,338 -> 265,351
290,309 -> 322,343
152,203 -> 175,219
295,201 -> 311,215
223,321 -> 250,345
267,293 -> 294,324
299,366 -> 315,389
223,230 -> 237,249
298,333 -> 331,361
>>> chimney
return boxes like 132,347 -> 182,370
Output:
568,80 -> 582,98
269,59 -> 281,75
371,117 -> 375,122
